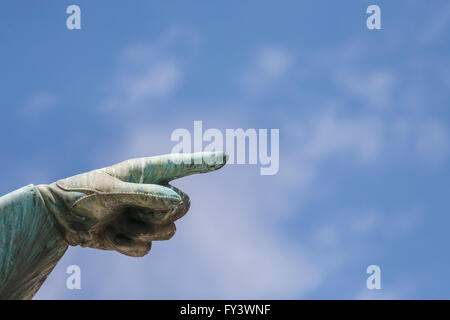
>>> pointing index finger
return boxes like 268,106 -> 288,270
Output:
104,151 -> 228,184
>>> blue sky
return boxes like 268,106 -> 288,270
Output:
1,0 -> 450,299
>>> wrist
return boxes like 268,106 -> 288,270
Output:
36,183 -> 95,246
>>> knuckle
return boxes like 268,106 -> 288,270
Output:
156,223 -> 176,241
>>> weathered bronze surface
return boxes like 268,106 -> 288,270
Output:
0,152 -> 227,299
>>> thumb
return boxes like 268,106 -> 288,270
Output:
72,182 -> 183,214
108,181 -> 183,210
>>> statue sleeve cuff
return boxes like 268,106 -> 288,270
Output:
0,185 -> 68,299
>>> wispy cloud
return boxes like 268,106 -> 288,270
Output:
239,46 -> 292,96
419,3 -> 450,45
22,92 -> 58,116
355,278 -> 417,300
333,70 -> 396,109
99,27 -> 200,113
416,120 -> 449,165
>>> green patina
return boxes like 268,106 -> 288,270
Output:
0,152 -> 227,300
0,185 -> 68,300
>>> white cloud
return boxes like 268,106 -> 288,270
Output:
121,61 -> 181,104
240,46 -> 292,95
416,120 -> 449,164
355,278 -> 416,300
301,112 -> 383,162
334,69 -> 396,109
313,225 -> 340,249
389,118 -> 449,165
99,27 -> 200,112
23,92 -> 58,116
277,110 -> 385,197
